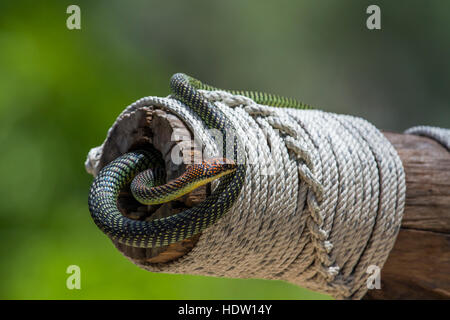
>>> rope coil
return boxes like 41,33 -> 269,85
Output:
405,126 -> 450,150
86,91 -> 407,299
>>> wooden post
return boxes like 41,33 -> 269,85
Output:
363,132 -> 450,299
105,108 -> 450,299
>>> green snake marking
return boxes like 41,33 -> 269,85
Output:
88,73 -> 308,248
185,74 -> 311,109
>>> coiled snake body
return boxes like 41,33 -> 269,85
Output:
88,73 -> 308,248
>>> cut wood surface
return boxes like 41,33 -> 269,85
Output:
112,108 -> 204,263
108,108 -> 449,299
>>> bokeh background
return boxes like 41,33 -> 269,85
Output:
0,0 -> 449,299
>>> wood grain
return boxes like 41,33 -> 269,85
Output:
364,132 -> 450,299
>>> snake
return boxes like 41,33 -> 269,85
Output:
88,73 -> 309,248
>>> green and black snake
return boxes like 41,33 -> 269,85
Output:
88,73 -> 309,248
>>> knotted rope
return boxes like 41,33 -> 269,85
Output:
86,91 -> 407,299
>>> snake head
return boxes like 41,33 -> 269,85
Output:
187,158 -> 237,181
203,158 -> 237,178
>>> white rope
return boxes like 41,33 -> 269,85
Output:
405,126 -> 450,150
85,91 -> 406,299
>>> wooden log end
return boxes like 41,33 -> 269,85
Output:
108,107 -> 208,265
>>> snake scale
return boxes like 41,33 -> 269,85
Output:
88,73 -> 309,248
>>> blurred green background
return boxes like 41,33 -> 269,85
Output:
0,0 -> 449,299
